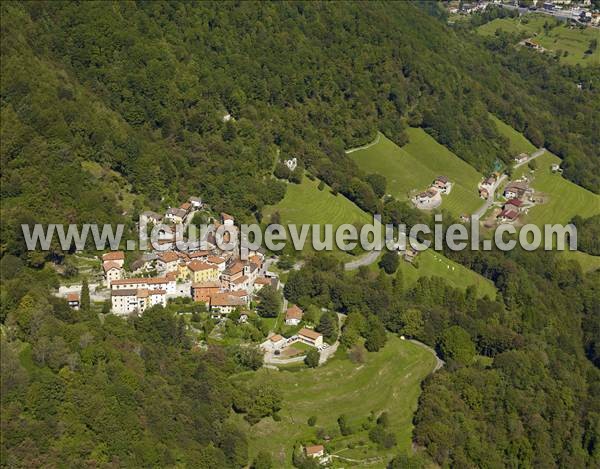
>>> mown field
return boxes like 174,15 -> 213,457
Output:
262,177 -> 372,258
350,128 -> 484,218
490,114 -> 537,156
396,249 -> 497,298
477,15 -> 600,67
233,336 -> 437,467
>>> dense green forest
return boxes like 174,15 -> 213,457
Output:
1,1 -> 600,467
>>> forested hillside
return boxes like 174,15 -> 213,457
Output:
2,2 -> 598,263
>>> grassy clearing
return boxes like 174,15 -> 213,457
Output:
350,129 -> 484,218
81,160 -> 139,214
368,250 -> 497,299
233,336 -> 436,467
560,249 -> 600,273
262,178 -> 371,258
490,114 -> 537,156
477,15 -> 600,67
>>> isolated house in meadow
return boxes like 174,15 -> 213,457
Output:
285,305 -> 303,326
304,445 -> 325,458
404,247 -> 419,263
433,175 -> 451,193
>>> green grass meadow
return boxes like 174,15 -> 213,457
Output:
490,114 -> 537,156
478,15 -> 600,67
350,128 -> 484,218
234,336 -> 436,467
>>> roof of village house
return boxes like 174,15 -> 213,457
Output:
230,290 -> 248,298
232,275 -> 248,285
270,334 -> 284,342
298,328 -> 322,340
111,277 -> 171,286
498,209 -> 519,220
210,293 -> 246,307
221,212 -> 234,221
188,250 -> 210,259
225,261 -> 245,275
286,305 -> 303,320
207,256 -> 226,264
506,198 -> 523,207
102,251 -> 125,261
67,292 -> 79,302
111,288 -> 139,296
305,445 -> 324,455
165,271 -> 177,281
505,181 -> 528,192
166,207 -> 187,218
158,251 -> 179,263
189,196 -> 202,203
188,260 -> 215,272
141,210 -> 162,219
102,261 -> 121,272
254,277 -> 272,285
180,202 -> 192,211
435,175 -> 449,184
191,281 -> 221,289
137,289 -> 149,299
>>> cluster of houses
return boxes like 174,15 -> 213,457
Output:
496,179 -> 533,223
140,196 -> 203,227
412,176 -> 452,210
94,208 -> 281,316
260,304 -> 325,353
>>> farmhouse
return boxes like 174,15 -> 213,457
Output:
479,175 -> 496,199
505,198 -> 524,212
298,328 -> 323,348
111,288 -> 167,316
497,209 -> 519,223
67,292 -> 80,309
433,175 -> 451,193
305,445 -> 325,458
551,163 -> 562,173
285,305 -> 303,325
261,334 -> 287,352
504,181 -> 529,199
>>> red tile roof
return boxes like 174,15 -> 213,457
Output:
298,328 -> 322,341
188,260 -> 215,272
102,251 -> 125,261
286,305 -> 303,320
